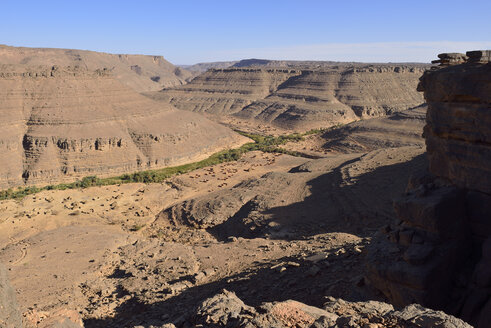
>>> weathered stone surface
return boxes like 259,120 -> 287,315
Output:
393,186 -> 467,239
0,44 -> 192,92
0,65 -> 247,188
0,263 -> 22,328
193,291 -> 470,328
25,308 -> 85,328
367,234 -> 470,309
368,51 -> 491,327
149,65 -> 427,130
195,289 -> 255,327
431,53 -> 468,66
418,56 -> 491,194
393,304 -> 471,328
467,50 -> 491,64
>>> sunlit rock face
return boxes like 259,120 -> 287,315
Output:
152,65 -> 427,130
0,44 -> 193,92
0,65 -> 246,188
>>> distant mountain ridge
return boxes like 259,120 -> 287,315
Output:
179,61 -> 239,74
179,58 -> 430,76
148,64 -> 430,131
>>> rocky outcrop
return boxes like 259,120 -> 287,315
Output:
150,65 -> 427,131
419,51 -> 491,195
0,263 -> 22,328
0,65 -> 247,188
192,290 -> 471,328
0,45 -> 192,92
367,50 -> 491,327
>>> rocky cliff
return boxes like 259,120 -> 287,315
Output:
367,51 -> 491,328
148,68 -> 301,116
150,65 -> 427,131
0,65 -> 246,189
420,51 -> 491,195
0,45 -> 192,92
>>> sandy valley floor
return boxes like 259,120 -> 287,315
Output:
0,136 -> 427,327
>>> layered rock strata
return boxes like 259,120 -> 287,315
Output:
0,65 -> 246,188
151,65 -> 427,130
148,68 -> 302,116
0,45 -> 192,92
367,50 -> 491,327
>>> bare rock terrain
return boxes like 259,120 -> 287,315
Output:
1,47 -> 487,328
194,290 -> 471,328
265,105 -> 426,160
0,65 -> 247,188
0,45 -> 192,92
148,64 -> 427,131
367,51 -> 491,327
0,140 -> 426,327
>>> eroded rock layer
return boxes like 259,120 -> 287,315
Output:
0,65 -> 246,188
367,51 -> 491,328
0,45 -> 192,92
148,68 -> 301,116
419,52 -> 491,194
150,65 -> 427,130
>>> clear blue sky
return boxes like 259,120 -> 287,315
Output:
1,0 -> 490,64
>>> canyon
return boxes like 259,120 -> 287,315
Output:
0,64 -> 246,189
0,45 -> 488,328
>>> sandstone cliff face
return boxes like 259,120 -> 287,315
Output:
0,45 -> 192,92
419,52 -> 491,194
367,51 -> 491,328
151,65 -> 426,131
149,68 -> 301,116
0,65 -> 246,188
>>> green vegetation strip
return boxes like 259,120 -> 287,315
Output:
0,129 -> 330,201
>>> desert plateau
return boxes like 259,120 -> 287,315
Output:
1,2 -> 490,328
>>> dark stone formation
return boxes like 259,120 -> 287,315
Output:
367,50 -> 491,327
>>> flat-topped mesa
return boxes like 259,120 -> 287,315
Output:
367,50 -> 491,328
0,65 -> 246,188
0,45 -> 193,92
151,64 -> 427,131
